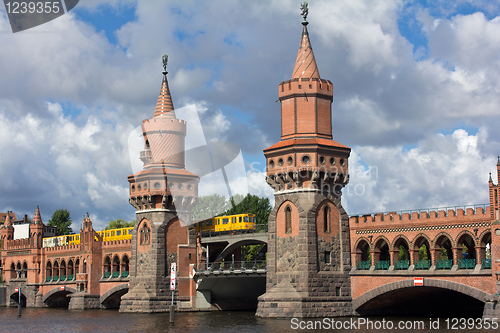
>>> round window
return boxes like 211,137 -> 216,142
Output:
131,185 -> 135,192
278,158 -> 284,166
178,184 -> 184,190
187,184 -> 193,191
302,155 -> 310,164
137,184 -> 141,191
269,160 -> 275,168
143,183 -> 148,190
287,156 -> 293,165
154,182 -> 161,190
340,159 -> 345,166
319,156 -> 326,164
330,157 -> 335,165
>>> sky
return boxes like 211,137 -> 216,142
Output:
0,0 -> 499,231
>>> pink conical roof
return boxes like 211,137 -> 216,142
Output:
292,24 -> 320,80
33,205 -> 42,224
153,75 -> 176,118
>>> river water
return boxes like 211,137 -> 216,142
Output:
0,307 -> 493,332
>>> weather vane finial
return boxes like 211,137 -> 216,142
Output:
162,54 -> 168,75
300,1 -> 308,24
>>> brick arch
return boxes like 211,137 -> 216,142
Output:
276,200 -> 299,237
392,234 -> 411,252
100,284 -> 129,305
42,286 -> 77,303
353,237 -> 371,252
455,230 -> 477,245
412,233 -> 432,250
352,279 -> 489,311
373,235 -> 390,251
479,230 -> 491,246
433,231 -> 455,249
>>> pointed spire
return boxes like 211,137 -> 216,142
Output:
497,155 -> 500,166
291,16 -> 320,80
4,213 -> 12,228
33,204 -> 42,224
153,54 -> 175,118
490,172 -> 493,183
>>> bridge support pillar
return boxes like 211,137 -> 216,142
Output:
68,293 -> 100,309
256,192 -> 354,318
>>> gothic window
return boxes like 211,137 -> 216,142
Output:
140,223 -> 151,245
285,206 -> 292,234
323,206 -> 331,233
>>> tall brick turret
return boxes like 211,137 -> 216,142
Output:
120,56 -> 199,313
256,8 -> 353,318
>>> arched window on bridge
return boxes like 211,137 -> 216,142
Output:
75,258 -> 80,275
285,206 -> 292,234
52,261 -> 59,280
434,235 -> 453,270
60,260 -> 66,281
21,261 -> 27,279
323,206 -> 331,233
83,259 -> 87,274
374,239 -> 390,270
121,255 -> 129,277
457,233 -> 477,269
112,255 -> 120,278
355,240 -> 370,270
140,223 -> 151,245
413,236 -> 431,270
67,260 -> 74,280
45,261 -> 52,281
10,262 -> 16,280
393,237 -> 410,270
480,232 -> 492,269
103,256 -> 111,278
16,262 -> 21,279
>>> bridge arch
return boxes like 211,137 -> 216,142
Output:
372,236 -> 390,262
100,284 -> 129,309
456,231 -> 477,260
353,279 -> 489,316
353,237 -> 371,263
214,239 -> 267,263
43,286 -> 77,308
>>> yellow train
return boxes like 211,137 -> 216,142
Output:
42,227 -> 133,248
194,213 -> 256,234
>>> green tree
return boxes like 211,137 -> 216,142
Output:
223,194 -> 272,229
418,244 -> 428,260
105,219 -> 135,230
440,246 -> 449,260
398,245 -> 409,261
48,209 -> 72,236
192,194 -> 229,220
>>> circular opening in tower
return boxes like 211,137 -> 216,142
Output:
340,159 -> 345,166
169,183 -> 175,189
302,155 -> 310,164
278,158 -> 284,166
137,184 -> 141,191
187,184 -> 193,191
178,184 -> 184,190
154,182 -> 161,190
143,183 -> 148,190
287,156 -> 293,165
131,185 -> 135,192
269,159 -> 275,168
319,156 -> 326,164
330,157 -> 335,165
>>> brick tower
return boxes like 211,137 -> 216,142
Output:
120,56 -> 199,312
256,8 -> 353,317
486,157 -> 500,318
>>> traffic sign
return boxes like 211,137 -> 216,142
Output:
414,277 -> 423,286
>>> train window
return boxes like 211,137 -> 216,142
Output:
111,231 -> 115,236
107,232 -> 110,237
206,220 -> 212,226
128,229 -> 133,234
222,218 -> 229,224
244,217 -> 249,222
116,230 -> 121,236
239,217 -> 242,223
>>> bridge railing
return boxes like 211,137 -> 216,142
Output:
197,260 -> 266,272
199,224 -> 268,238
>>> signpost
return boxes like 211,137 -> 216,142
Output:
170,263 -> 176,323
15,287 -> 21,317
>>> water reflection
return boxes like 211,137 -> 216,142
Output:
0,307 -> 489,333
